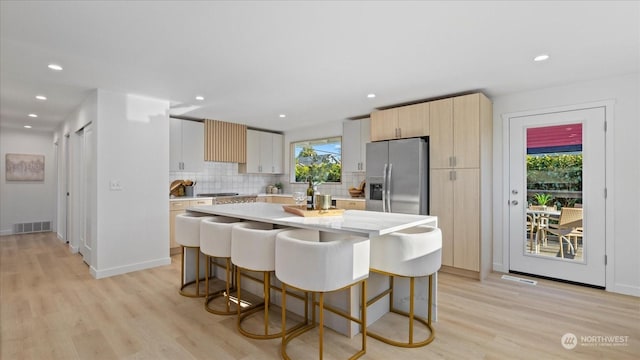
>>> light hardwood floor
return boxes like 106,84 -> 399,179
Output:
1,232 -> 638,359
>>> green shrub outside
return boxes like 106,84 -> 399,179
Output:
527,153 -> 582,208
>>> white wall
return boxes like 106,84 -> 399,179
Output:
93,90 -> 170,278
492,73 -> 640,296
54,89 -> 170,279
0,128 -> 57,235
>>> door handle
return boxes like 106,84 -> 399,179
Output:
382,164 -> 388,213
387,163 -> 393,213
511,200 -> 519,205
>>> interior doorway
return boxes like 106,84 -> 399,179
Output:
75,123 -> 94,266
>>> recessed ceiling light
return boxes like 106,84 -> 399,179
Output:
534,54 -> 549,62
279,114 -> 286,118
35,95 -> 47,100
195,96 -> 204,101
48,63 -> 63,71
367,93 -> 376,98
28,113 -> 38,118
24,125 -> 32,129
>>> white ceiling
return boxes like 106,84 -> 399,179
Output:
1,1 -> 638,133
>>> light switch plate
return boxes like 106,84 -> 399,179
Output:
109,179 -> 122,191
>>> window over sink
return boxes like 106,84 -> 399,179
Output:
290,136 -> 342,184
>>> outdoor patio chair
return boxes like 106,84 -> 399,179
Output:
543,207 -> 583,258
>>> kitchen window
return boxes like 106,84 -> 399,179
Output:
290,136 -> 342,184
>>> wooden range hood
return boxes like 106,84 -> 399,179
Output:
204,119 -> 247,163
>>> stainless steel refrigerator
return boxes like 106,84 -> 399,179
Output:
365,138 -> 429,215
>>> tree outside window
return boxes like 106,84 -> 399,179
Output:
291,137 -> 341,184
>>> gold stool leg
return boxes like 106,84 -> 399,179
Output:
179,246 -> 206,298
361,279 -> 367,355
205,254 -> 210,299
225,259 -> 231,312
367,273 -> 435,348
237,269 -> 288,340
319,292 -> 324,360
205,257 -> 238,315
409,277 -> 414,344
264,272 -> 270,335
180,246 -> 185,290
281,281 -> 367,360
428,274 -> 433,326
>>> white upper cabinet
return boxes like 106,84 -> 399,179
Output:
244,129 -> 261,173
271,133 -> 284,173
169,118 -> 204,172
241,129 -> 283,174
342,118 -> 370,172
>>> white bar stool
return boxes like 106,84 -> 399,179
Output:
231,222 -> 296,340
175,213 -> 215,297
200,216 -> 243,315
276,229 -> 370,360
368,225 -> 442,348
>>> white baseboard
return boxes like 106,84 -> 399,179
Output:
90,257 -> 172,279
493,262 -> 507,273
69,245 -> 79,253
493,263 -> 638,297
610,283 -> 640,297
0,229 -> 12,236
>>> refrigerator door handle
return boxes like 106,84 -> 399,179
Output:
382,163 -> 388,212
387,163 -> 393,213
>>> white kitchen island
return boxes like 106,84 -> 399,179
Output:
185,202 -> 439,336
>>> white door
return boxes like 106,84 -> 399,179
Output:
77,124 -> 94,266
64,134 -> 70,244
508,107 -> 606,286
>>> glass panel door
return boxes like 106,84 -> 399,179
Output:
509,107 -> 605,287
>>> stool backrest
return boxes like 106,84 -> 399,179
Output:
276,229 -> 370,292
200,216 -> 242,257
175,214 -> 215,247
370,225 -> 442,277
231,222 -> 286,271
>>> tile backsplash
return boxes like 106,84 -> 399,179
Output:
170,161 -> 365,197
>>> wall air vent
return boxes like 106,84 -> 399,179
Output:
13,221 -> 51,234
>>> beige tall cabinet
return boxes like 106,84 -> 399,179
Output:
370,102 -> 429,141
428,93 -> 492,278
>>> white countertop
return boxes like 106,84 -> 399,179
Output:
187,202 -> 436,237
170,196 -> 212,201
259,193 -> 365,202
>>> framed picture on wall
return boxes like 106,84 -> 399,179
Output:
5,153 -> 45,181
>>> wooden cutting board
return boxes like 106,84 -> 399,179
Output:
282,205 -> 345,217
